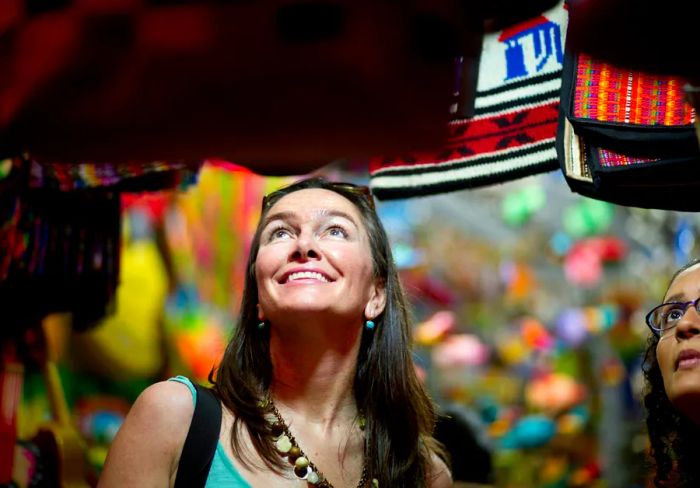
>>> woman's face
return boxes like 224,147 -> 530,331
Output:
255,188 -> 385,325
657,263 -> 700,417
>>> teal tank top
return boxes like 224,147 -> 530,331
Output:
169,376 -> 252,488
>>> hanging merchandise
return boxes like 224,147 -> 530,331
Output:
158,163 -> 293,381
525,373 -> 586,413
0,344 -> 23,485
11,323 -> 89,488
500,415 -> 557,449
0,160 -> 121,334
70,212 -> 169,381
165,162 -> 291,313
414,310 -> 457,346
27,159 -> 200,192
561,199 -> 614,238
501,262 -> 538,303
556,0 -> 700,210
563,237 -> 627,287
74,396 -> 130,473
520,318 -> 553,352
501,185 -> 547,227
432,334 -> 490,369
565,0 -> 699,82
369,1 -> 567,199
0,156 -> 200,334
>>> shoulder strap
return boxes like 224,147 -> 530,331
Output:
174,383 -> 222,488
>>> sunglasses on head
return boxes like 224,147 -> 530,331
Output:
261,181 -> 376,213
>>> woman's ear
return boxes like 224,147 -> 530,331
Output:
257,304 -> 266,322
365,280 -> 387,320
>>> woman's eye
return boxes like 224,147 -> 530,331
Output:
269,227 -> 292,240
326,226 -> 348,238
666,308 -> 685,323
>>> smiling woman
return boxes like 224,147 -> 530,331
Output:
256,189 -> 380,324
98,177 -> 451,488
643,258 -> 700,487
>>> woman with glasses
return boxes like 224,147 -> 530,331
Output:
644,258 -> 700,487
99,177 -> 451,487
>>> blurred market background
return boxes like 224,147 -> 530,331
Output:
15,160 -> 692,488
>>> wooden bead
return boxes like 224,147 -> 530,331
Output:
275,435 -> 292,453
263,396 -> 372,488
307,471 -> 320,484
294,465 -> 309,478
270,422 -> 285,438
287,446 -> 302,462
294,456 -> 309,470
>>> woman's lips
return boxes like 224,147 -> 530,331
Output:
677,349 -> 700,370
278,268 -> 333,284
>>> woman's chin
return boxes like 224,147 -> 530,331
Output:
671,386 -> 700,424
270,306 -> 355,324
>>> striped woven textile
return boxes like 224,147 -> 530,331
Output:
369,1 -> 567,200
596,148 -> 659,168
573,54 -> 695,126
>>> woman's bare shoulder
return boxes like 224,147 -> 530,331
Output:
427,450 -> 453,488
119,381 -> 195,435
98,381 -> 195,487
134,380 -> 195,418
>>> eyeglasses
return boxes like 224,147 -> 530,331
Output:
646,297 -> 700,337
261,181 -> 376,213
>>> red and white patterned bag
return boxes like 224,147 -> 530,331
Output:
369,1 -> 567,199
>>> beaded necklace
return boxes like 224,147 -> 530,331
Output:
260,397 -> 378,488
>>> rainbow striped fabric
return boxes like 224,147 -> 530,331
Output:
573,54 -> 694,126
595,147 -> 659,168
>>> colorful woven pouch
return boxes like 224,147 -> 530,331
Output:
560,116 -> 700,210
369,1 -> 567,200
556,8 -> 700,212
568,53 -> 697,151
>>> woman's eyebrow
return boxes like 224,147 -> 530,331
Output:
319,209 -> 359,227
263,209 -> 360,229
664,293 -> 687,302
261,210 -> 297,229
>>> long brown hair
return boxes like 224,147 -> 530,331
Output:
212,177 -> 445,486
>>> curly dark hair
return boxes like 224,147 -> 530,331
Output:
643,259 -> 700,487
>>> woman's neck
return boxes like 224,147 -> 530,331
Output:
268,318 -> 362,431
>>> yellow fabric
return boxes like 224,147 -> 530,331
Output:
72,233 -> 168,380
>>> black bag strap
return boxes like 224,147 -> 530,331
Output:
174,383 -> 222,488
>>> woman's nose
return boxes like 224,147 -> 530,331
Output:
291,231 -> 320,260
675,305 -> 700,339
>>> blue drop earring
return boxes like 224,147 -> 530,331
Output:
258,320 -> 267,331
365,320 -> 375,330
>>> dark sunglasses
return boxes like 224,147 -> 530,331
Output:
261,181 -> 376,213
646,296 -> 700,337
